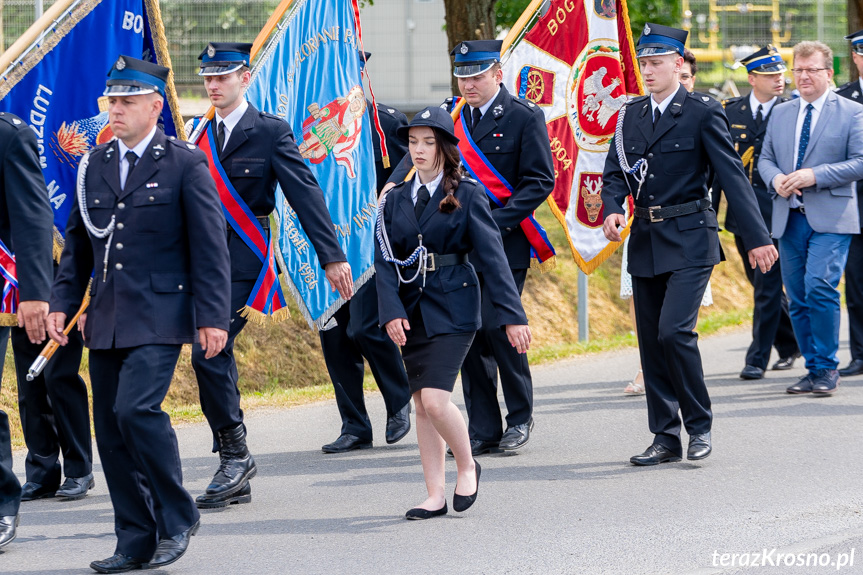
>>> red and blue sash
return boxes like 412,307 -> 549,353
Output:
196,120 -> 289,322
452,101 -> 555,265
0,238 -> 18,323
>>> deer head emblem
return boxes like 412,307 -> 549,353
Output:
581,176 -> 603,223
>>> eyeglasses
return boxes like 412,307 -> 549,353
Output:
791,68 -> 829,76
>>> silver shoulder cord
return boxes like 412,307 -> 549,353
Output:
375,189 -> 429,287
76,152 -> 116,282
614,103 -> 649,200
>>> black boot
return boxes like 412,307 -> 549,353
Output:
196,424 -> 257,509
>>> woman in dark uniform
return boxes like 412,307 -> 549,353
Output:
375,107 -> 531,519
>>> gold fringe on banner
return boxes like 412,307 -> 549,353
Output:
0,0 -> 102,101
238,304 -> 292,325
0,313 -> 17,326
144,0 -> 186,139
52,227 -> 65,262
530,254 -> 557,274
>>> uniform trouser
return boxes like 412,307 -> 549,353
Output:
11,327 -> 91,486
778,211 -> 851,373
733,236 -> 799,369
90,345 -> 199,559
844,231 -> 863,362
633,266 -> 713,455
0,327 -> 20,517
191,279 -> 252,452
319,280 -> 410,442
460,269 -> 532,442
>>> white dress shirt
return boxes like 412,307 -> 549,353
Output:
748,92 -> 778,120
214,99 -> 249,151
412,170 -> 445,205
650,85 -> 679,117
468,86 -> 501,126
118,125 -> 157,189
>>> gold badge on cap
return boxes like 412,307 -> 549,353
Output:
460,44 -> 469,55
116,56 -> 126,71
207,44 -> 216,58
643,24 -> 651,35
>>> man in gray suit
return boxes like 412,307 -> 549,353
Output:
759,41 -> 863,396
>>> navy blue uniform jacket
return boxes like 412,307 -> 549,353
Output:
835,81 -> 863,222
375,177 -> 528,338
370,101 -> 409,193
50,129 -> 231,349
389,86 -> 555,270
601,86 -> 772,277
0,113 -> 53,303
217,103 -> 346,281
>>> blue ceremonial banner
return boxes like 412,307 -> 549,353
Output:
0,0 -> 180,254
246,0 -> 377,329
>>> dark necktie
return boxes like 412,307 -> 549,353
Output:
652,106 -> 661,130
122,151 -> 138,190
471,107 -> 482,134
796,103 -> 813,170
415,185 -> 430,220
755,104 -> 763,131
217,121 -> 227,156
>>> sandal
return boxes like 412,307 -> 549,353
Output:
624,370 -> 645,395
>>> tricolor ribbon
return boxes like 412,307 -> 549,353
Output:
452,101 -> 556,265
0,237 -> 18,324
196,122 -> 289,323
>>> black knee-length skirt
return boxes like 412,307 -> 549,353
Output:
401,310 -> 474,394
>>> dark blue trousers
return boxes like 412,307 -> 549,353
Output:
319,279 -> 410,441
460,269 -> 532,442
845,232 -> 863,362
90,345 -> 199,559
633,266 -> 714,455
0,327 -> 19,517
12,327 -> 91,486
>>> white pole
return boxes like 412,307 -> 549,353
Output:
35,1 -> 44,19
578,270 -> 589,341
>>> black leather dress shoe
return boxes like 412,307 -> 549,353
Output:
787,373 -> 814,394
453,460 -> 481,512
321,434 -> 372,453
0,514 -> 18,549
687,432 -> 712,460
446,439 -> 501,457
20,481 -> 56,501
149,520 -> 200,568
89,553 -> 149,573
838,358 -> 863,377
385,402 -> 411,444
739,365 -> 765,380
499,418 -> 534,451
56,473 -> 95,500
772,352 -> 801,371
630,444 -> 681,466
405,502 -> 447,520
812,369 -> 840,396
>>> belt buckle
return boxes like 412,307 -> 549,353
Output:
649,205 -> 663,222
426,253 -> 436,272
799,205 -> 806,215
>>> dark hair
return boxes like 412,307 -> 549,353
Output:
683,49 -> 697,76
433,128 -> 462,213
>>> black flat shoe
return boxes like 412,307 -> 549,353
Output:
149,520 -> 200,568
405,502 -> 447,520
453,460 -> 481,512
89,553 -> 149,574
630,444 -> 681,466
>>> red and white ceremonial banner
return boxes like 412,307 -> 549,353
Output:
502,0 -> 642,273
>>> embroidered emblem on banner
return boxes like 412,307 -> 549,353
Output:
297,85 -> 366,178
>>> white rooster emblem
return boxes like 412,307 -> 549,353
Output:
582,67 -> 626,128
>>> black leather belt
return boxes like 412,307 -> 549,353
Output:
407,253 -> 468,272
634,199 -> 711,223
790,205 -> 806,214
229,216 -> 270,232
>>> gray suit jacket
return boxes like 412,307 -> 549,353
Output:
758,90 -> 863,237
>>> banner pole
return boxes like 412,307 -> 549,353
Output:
0,0 -> 77,75
578,270 -> 589,342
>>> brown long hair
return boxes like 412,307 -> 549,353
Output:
433,128 -> 463,213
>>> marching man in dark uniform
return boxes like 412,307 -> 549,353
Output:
835,30 -> 863,378
388,40 -> 555,455
722,46 -> 800,380
47,56 -> 231,573
0,109 -> 54,549
190,43 -> 352,503
601,24 -> 777,466
318,50 -> 412,454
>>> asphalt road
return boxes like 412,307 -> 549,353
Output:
3,326 -> 863,575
